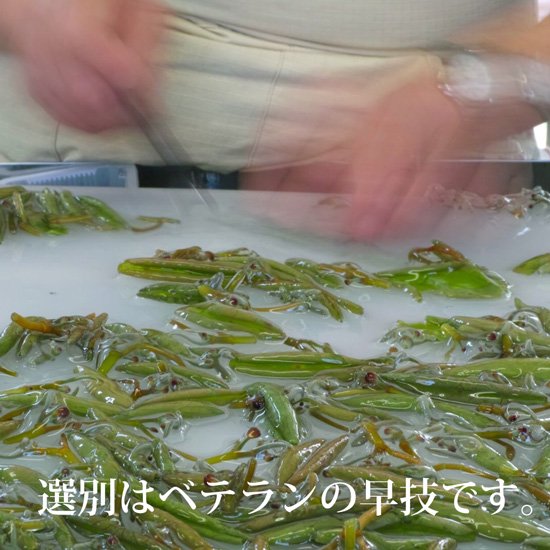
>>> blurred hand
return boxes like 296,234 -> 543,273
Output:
242,74 -> 542,240
3,0 -> 165,132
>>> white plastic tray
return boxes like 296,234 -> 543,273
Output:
3,187 -> 550,548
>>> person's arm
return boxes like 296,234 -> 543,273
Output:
0,1 -> 30,51
243,7 -> 550,241
443,7 -> 550,116
455,4 -> 550,62
0,0 -> 166,133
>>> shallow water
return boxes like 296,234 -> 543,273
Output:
3,187 -> 550,548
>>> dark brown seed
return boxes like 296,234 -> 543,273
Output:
249,397 -> 265,411
247,427 -> 261,439
57,406 -> 70,419
364,372 -> 377,385
204,474 -> 217,486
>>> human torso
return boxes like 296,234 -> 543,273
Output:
167,0 -> 528,52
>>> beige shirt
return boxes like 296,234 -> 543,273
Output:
0,0 -> 537,174
167,0 -> 525,52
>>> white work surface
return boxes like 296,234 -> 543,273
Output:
3,187 -> 548,348
2,187 -> 550,548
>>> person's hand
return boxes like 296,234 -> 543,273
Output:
2,0 -> 166,132
342,75 -> 543,240
242,74 -> 543,240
